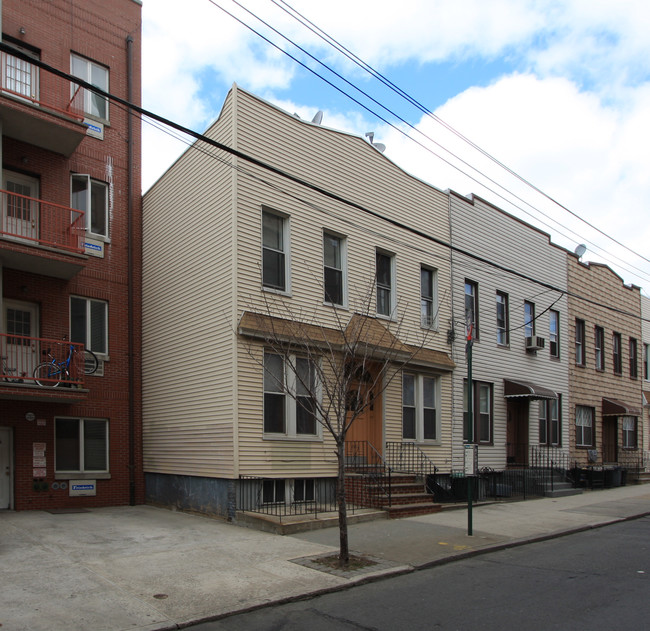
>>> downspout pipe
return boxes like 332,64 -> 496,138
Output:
126,33 -> 136,506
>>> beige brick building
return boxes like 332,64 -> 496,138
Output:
567,256 -> 643,470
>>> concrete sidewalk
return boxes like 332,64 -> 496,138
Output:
1,485 -> 649,631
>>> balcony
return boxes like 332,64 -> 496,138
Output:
0,333 -> 88,402
0,188 -> 87,278
0,49 -> 87,156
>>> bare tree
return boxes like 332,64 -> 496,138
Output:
239,289 -> 436,567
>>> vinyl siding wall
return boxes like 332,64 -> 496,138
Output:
231,88 -> 454,475
141,93 -> 237,477
449,193 -> 569,470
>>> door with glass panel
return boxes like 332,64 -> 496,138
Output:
2,172 -> 39,243
3,300 -> 39,382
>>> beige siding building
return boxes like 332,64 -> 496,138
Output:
449,192 -> 570,472
142,85 -> 455,518
567,258 -> 644,473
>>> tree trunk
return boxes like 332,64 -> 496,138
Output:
336,438 -> 349,567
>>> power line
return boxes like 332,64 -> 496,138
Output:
3,41 -> 646,324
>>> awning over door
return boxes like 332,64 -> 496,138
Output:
503,378 -> 558,400
602,397 -> 641,417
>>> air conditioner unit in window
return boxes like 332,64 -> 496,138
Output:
525,336 -> 545,351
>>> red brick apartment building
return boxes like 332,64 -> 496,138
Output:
0,0 -> 143,510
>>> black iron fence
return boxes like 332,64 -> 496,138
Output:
385,441 -> 437,477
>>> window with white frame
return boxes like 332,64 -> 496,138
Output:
575,319 -> 586,366
595,326 -> 605,371
263,352 -> 318,437
323,232 -> 345,306
71,174 -> 108,237
55,417 -> 108,473
496,291 -> 509,346
376,251 -> 394,317
70,53 -> 109,120
420,266 -> 437,328
463,380 -> 493,444
524,301 -> 535,339
262,210 -> 288,291
539,397 -> 560,446
622,416 -> 637,449
575,405 -> 594,447
549,310 -> 560,358
464,280 -> 478,339
402,373 -> 438,441
70,296 -> 107,356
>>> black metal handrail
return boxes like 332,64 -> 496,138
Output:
345,440 -> 392,507
385,441 -> 437,477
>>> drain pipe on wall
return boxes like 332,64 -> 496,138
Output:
126,33 -> 136,506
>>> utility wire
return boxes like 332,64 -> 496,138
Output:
272,0 -> 650,268
3,40 -> 646,324
206,0 -> 650,284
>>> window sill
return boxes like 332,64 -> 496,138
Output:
263,434 -> 322,442
55,472 -> 111,480
262,286 -> 292,297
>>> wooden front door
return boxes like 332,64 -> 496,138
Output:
345,369 -> 382,465
506,399 -> 529,466
602,417 -> 618,463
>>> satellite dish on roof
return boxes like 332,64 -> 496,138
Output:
365,131 -> 386,153
574,244 -> 587,259
311,110 -> 323,125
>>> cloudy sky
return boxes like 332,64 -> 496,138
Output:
141,0 -> 650,294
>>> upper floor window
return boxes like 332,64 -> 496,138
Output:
575,318 -> 586,366
612,332 -> 622,374
71,175 -> 108,237
524,301 -> 535,339
496,291 -> 509,346
629,338 -> 638,379
71,53 -> 109,121
464,280 -> 478,339
70,296 -> 107,356
323,232 -> 345,306
376,251 -> 394,317
549,310 -> 560,358
594,326 -> 605,371
402,373 -> 438,441
262,210 -> 288,292
420,267 -> 437,329
55,417 -> 108,473
263,352 -> 318,437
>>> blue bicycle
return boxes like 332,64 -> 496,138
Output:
33,340 -> 98,387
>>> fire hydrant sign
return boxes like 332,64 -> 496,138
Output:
70,480 -> 96,496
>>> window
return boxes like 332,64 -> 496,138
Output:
575,319 -> 586,366
262,479 -> 285,504
575,406 -> 594,447
376,251 -> 394,317
71,175 -> 108,237
539,397 -> 561,446
645,343 -> 649,381
293,479 -> 315,503
496,291 -> 509,346
622,416 -> 637,449
70,53 -> 109,120
629,338 -> 638,379
402,373 -> 438,441
464,380 -> 493,444
420,267 -> 437,329
262,210 -> 288,291
323,232 -> 345,306
70,296 -> 107,355
464,280 -> 478,339
55,418 -> 108,473
594,326 -> 605,371
263,352 -> 318,437
549,310 -> 560,357
524,301 -> 535,339
612,332 -> 622,374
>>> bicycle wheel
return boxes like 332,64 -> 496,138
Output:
33,362 -> 63,387
83,349 -> 99,375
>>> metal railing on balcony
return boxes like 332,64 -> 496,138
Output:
0,333 -> 85,388
1,50 -> 85,121
385,441 -> 437,477
1,189 -> 85,254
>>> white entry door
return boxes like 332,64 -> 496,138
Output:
0,428 -> 11,509
2,171 -> 39,243
3,300 -> 39,381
